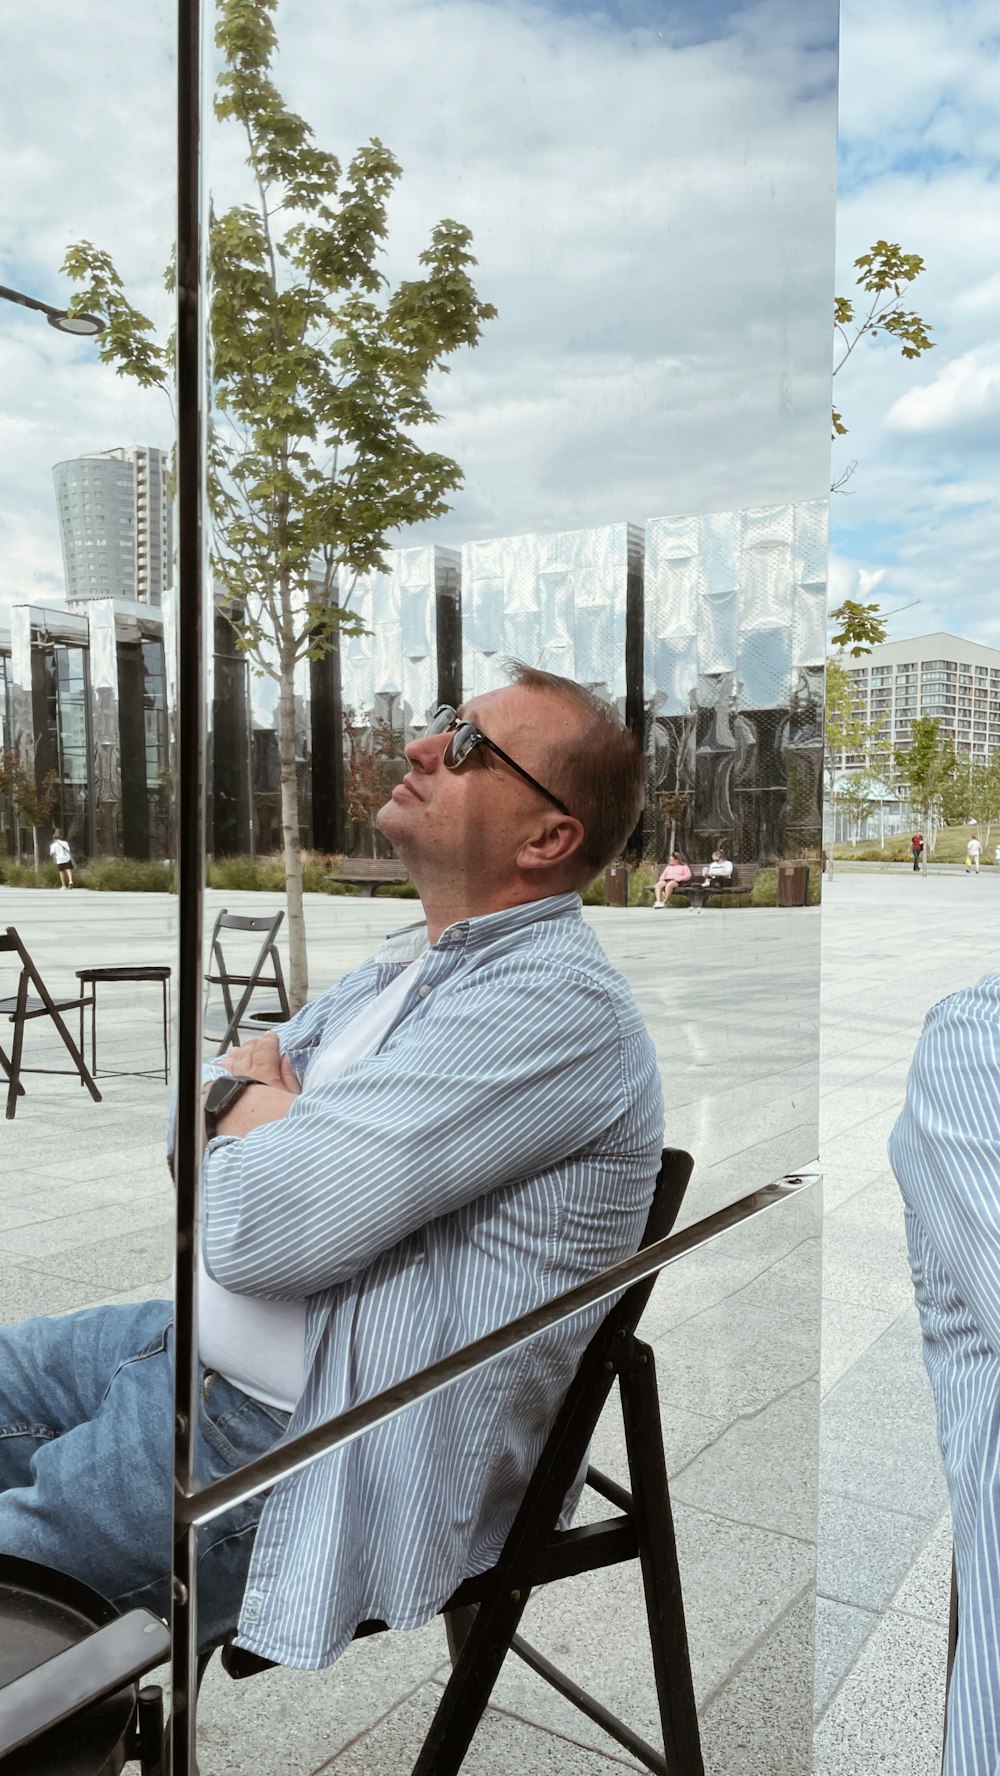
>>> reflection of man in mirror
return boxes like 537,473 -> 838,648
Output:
0,664 -> 663,1669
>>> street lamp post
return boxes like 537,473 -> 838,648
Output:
0,281 -> 103,337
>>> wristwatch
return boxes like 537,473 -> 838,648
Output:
204,1074 -> 265,1142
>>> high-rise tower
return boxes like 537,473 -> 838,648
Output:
53,446 -> 173,606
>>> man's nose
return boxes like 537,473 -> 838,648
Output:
404,732 -> 447,770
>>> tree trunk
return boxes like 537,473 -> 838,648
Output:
32,825 -> 43,881
277,663 -> 308,1012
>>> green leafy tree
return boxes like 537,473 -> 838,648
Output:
938,767 -> 971,830
829,241 -> 934,657
823,658 -> 887,862
894,717 -> 958,873
966,757 -> 1000,853
0,751 -> 58,875
62,0 -> 495,1008
343,708 -> 406,858
838,771 -> 880,845
832,241 -> 934,444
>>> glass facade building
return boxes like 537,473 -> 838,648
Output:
53,446 -> 173,608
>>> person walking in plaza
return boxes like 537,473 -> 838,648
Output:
0,666 -> 663,1669
994,841 -> 1000,871
653,852 -> 692,907
911,832 -> 924,872
48,830 -> 74,889
966,834 -> 981,874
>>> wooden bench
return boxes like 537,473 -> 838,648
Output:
684,863 -> 759,911
332,858 -> 411,897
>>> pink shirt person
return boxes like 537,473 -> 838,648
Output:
654,854 -> 691,906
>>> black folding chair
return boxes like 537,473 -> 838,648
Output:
203,909 -> 291,1054
215,1146 -> 703,1775
0,927 -> 101,1120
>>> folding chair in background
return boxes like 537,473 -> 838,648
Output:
0,926 -> 101,1120
203,908 -> 291,1055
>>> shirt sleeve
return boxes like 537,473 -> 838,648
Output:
889,978 -> 1000,1355
201,957 -> 647,1297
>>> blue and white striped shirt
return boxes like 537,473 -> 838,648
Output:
202,891 -> 663,1667
889,973 -> 1000,1776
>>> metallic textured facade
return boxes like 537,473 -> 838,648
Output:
341,545 -> 461,737
644,501 -> 827,863
461,524 -> 642,710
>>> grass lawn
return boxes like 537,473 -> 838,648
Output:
833,824 -> 1000,865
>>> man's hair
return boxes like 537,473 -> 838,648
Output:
505,662 -> 645,882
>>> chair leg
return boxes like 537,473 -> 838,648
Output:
5,971 -> 29,1119
444,1604 -> 477,1667
620,1341 -> 704,1776
410,1583 -> 532,1774
134,1684 -> 166,1776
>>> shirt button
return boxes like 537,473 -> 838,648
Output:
418,984 -> 431,999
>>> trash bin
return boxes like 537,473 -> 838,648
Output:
603,865 -> 629,907
777,863 -> 810,907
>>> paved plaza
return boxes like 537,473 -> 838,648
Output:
0,869 -> 995,1771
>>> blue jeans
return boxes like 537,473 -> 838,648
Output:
0,1300 -> 289,1648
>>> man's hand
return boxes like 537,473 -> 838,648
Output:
219,1031 -> 301,1095
201,1076 -> 299,1147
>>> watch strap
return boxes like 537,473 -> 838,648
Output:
204,1074 -> 265,1141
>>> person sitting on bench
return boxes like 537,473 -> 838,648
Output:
0,665 -> 663,1671
653,852 -> 692,906
698,848 -> 733,887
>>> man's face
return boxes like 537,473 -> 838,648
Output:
376,683 -> 577,879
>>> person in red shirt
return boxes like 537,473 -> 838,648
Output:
911,833 -> 924,873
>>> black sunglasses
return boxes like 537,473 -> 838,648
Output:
426,706 -> 573,817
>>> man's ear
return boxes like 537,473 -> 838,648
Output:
517,816 -> 586,873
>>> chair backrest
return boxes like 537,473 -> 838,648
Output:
205,908 -> 290,1053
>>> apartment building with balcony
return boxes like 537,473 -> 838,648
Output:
842,631 -> 1000,769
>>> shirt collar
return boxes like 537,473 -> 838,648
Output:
372,892 -> 583,963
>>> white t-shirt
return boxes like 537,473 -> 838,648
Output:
49,838 -> 72,866
706,858 -> 733,879
198,959 -> 423,1410
968,839 -> 981,858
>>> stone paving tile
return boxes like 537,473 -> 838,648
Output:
700,1586 -> 815,1776
817,1491 -> 938,1614
890,1511 -> 953,1627
323,1684 -> 646,1773
813,1596 -> 877,1716
820,1298 -> 901,1397
194,1620 -> 452,1776
820,1313 -> 948,1521
812,1609 -> 947,1774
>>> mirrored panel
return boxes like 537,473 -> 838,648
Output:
189,2 -> 836,1764
1,0 -> 835,1765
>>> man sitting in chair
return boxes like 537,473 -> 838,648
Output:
0,666 -> 663,1671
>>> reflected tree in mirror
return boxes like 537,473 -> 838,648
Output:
61,0 -> 496,1007
822,657 -> 886,871
894,715 -> 958,869
0,750 -> 58,877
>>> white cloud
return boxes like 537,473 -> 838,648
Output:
884,346 -> 1000,450
2,0 -> 841,628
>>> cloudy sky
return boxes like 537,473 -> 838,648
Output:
0,0 -> 996,647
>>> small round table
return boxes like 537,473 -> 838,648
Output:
75,966 -> 172,1084
0,1556 -> 150,1775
